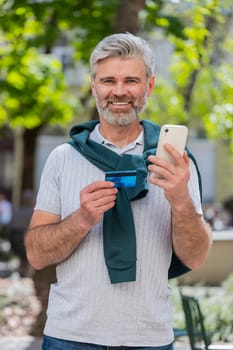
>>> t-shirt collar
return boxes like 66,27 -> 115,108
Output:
90,123 -> 144,149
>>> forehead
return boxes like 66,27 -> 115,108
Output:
94,56 -> 147,78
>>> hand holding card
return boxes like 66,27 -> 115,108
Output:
105,170 -> 137,188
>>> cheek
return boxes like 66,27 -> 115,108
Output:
135,90 -> 147,103
132,85 -> 147,98
95,87 -> 111,100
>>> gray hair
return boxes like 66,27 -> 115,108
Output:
90,33 -> 155,79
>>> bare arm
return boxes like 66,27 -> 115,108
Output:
148,145 -> 212,270
25,181 -> 118,270
170,199 -> 212,269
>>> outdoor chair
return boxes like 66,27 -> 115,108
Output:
173,327 -> 188,339
180,291 -> 233,350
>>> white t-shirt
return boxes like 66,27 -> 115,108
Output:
35,125 -> 202,346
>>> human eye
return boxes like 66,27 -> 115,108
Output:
101,78 -> 115,84
126,77 -> 140,84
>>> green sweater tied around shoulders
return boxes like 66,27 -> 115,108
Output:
68,120 -> 202,284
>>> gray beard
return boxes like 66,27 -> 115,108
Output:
95,96 -> 147,126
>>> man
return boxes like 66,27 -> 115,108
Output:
0,191 -> 12,233
25,33 -> 212,350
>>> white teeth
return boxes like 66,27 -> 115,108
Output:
112,102 -> 129,105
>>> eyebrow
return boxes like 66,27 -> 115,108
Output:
99,76 -> 142,81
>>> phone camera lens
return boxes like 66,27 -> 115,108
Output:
165,128 -> 169,133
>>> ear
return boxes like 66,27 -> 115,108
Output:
91,78 -> 96,97
147,75 -> 155,97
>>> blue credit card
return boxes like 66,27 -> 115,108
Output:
105,170 -> 137,188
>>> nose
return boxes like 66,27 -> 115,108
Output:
111,82 -> 128,96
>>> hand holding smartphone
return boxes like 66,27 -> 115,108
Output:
150,124 -> 188,178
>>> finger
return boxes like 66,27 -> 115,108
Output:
93,192 -> 118,208
84,180 -> 115,193
148,155 -> 157,164
149,166 -> 174,182
163,144 -> 184,164
81,188 -> 118,206
183,151 -> 190,165
148,155 -> 176,178
81,180 -> 118,210
80,190 -> 117,223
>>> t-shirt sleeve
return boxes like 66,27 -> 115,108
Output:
34,146 -> 64,216
188,159 -> 203,215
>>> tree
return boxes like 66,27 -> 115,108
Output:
1,0 -> 232,201
0,36 -> 80,204
1,0 -> 185,201
145,0 -> 233,157
0,0 -> 115,202
2,0 -> 232,336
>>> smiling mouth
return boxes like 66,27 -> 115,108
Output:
112,102 -> 129,105
108,101 -> 133,106
102,100 -> 134,109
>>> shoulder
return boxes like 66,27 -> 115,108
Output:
42,143 -> 90,179
45,143 -> 77,166
141,119 -> 161,132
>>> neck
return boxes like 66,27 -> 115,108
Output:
99,118 -> 142,147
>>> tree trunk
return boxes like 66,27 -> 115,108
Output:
184,13 -> 217,113
113,0 -> 146,34
12,127 -> 24,209
22,126 -> 43,193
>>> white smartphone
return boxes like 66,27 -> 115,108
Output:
150,124 -> 188,178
